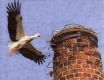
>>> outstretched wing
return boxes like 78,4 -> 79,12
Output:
19,43 -> 46,65
7,1 -> 25,42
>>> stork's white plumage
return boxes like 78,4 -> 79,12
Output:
9,33 -> 40,56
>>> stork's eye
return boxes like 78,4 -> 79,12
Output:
20,17 -> 22,20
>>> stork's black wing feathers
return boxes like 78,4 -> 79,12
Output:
7,1 -> 24,42
19,43 -> 46,65
7,1 -> 20,16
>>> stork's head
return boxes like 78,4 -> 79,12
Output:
32,33 -> 40,39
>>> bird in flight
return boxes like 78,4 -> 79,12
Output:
7,1 -> 46,64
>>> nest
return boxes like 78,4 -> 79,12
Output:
50,24 -> 97,48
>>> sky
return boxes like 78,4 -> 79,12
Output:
0,0 -> 104,80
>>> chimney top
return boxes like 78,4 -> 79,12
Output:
51,24 -> 98,48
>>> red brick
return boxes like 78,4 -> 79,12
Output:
92,74 -> 98,79
60,77 -> 66,80
59,67 -> 67,73
75,73 -> 83,77
78,69 -> 86,72
99,77 -> 103,80
70,69 -> 79,73
83,73 -> 91,77
82,64 -> 90,68
57,73 -> 62,79
76,55 -> 89,59
86,69 -> 94,73
73,51 -> 81,55
95,70 -> 101,75
71,60 -> 77,64
62,53 -> 70,57
74,64 -> 82,68
77,59 -> 85,64
66,74 -> 74,79
62,70 -> 69,76
79,77 -> 88,80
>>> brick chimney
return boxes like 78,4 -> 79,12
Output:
50,24 -> 104,80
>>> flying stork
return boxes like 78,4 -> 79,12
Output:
7,1 -> 46,64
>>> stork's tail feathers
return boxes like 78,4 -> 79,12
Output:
8,41 -> 15,48
8,41 -> 19,56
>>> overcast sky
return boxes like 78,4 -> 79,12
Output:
0,0 -> 104,80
